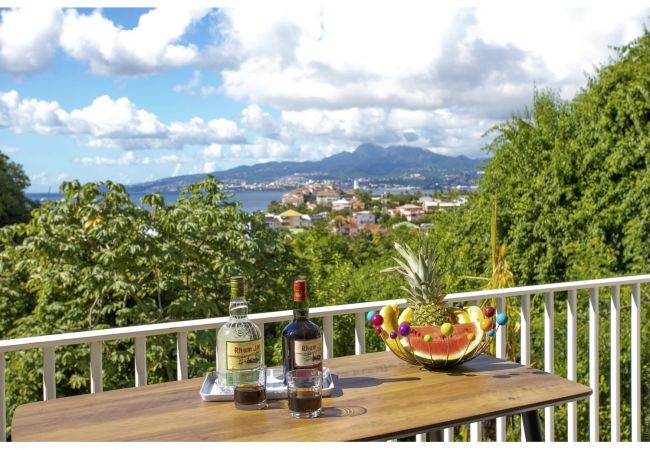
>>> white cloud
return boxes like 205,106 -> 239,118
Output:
74,151 -> 190,167
218,6 -> 649,113
0,90 -> 245,150
56,173 -> 69,182
29,172 -> 48,186
60,8 -> 210,76
202,143 -> 223,159
75,151 -> 136,166
0,7 -> 63,74
174,70 -> 202,95
203,161 -> 217,173
0,146 -> 17,155
241,104 -> 280,138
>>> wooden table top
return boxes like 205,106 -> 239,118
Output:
12,351 -> 591,441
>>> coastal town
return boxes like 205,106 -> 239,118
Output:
263,181 -> 468,235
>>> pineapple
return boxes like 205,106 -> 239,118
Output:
382,240 -> 450,326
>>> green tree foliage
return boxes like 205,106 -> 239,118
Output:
424,30 -> 650,441
0,176 -> 297,435
0,153 -> 36,227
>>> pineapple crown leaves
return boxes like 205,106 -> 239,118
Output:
381,240 -> 447,308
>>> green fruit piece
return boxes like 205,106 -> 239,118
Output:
423,334 -> 432,343
441,323 -> 453,336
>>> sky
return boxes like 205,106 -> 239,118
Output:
0,5 -> 648,192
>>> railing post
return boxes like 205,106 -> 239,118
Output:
589,287 -> 599,442
43,346 -> 56,400
520,293 -> 531,442
135,336 -> 147,387
470,421 -> 482,442
443,427 -> 453,442
567,289 -> 578,442
90,341 -> 103,393
631,283 -> 641,442
254,321 -> 265,366
1,352 -> 5,442
323,316 -> 334,359
610,285 -> 620,442
176,332 -> 188,381
354,312 -> 365,355
544,291 -> 554,442
496,296 -> 506,442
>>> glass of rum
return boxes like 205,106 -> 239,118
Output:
286,369 -> 322,418
233,366 -> 267,410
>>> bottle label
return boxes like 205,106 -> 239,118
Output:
293,337 -> 323,368
226,339 -> 262,370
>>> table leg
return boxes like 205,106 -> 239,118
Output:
522,410 -> 543,442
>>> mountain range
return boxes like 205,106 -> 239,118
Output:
129,144 -> 487,192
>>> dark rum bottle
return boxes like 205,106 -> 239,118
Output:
282,280 -> 323,380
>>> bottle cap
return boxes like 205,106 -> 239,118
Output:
293,280 -> 307,302
231,276 -> 245,298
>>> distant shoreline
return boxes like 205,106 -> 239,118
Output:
26,187 -> 429,213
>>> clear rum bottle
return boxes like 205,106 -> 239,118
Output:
216,276 -> 263,387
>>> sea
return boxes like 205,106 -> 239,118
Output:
26,187 -> 421,213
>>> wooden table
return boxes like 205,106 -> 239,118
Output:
12,351 -> 590,441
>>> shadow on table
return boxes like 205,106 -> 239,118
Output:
438,356 -> 547,379
321,406 -> 368,417
329,374 -> 420,397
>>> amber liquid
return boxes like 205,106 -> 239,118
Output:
234,384 -> 266,406
288,388 -> 322,414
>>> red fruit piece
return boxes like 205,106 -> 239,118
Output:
483,306 -> 495,317
371,314 -> 384,326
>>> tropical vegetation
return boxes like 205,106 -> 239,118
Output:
3,28 -> 650,442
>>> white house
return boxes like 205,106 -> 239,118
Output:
279,210 -> 303,228
316,190 -> 339,206
281,190 -> 305,206
300,214 -> 313,228
395,204 -> 425,222
353,211 -> 376,226
263,214 -> 282,231
332,199 -> 351,211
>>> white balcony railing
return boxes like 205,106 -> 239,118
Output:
0,274 -> 647,442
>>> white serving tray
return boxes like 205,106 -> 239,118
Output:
200,367 -> 334,401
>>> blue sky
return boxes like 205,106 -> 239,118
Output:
0,6 -> 648,192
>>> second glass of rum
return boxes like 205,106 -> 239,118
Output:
281,280 -> 323,383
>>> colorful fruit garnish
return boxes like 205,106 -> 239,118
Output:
483,306 -> 495,317
398,323 -> 411,336
480,318 -> 493,331
496,313 -> 508,326
374,326 -> 383,334
371,314 -> 384,326
466,332 -> 475,342
423,334 -> 432,343
487,329 -> 495,337
440,323 -> 453,337
366,310 -> 378,322
389,331 -> 397,339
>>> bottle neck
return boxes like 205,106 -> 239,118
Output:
293,299 -> 309,320
229,295 -> 249,319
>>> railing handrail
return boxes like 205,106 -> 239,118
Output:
1,273 -> 647,353
0,299 -> 406,352
445,274 -> 650,302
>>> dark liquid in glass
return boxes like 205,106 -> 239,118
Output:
234,384 -> 266,405
288,389 -> 322,413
